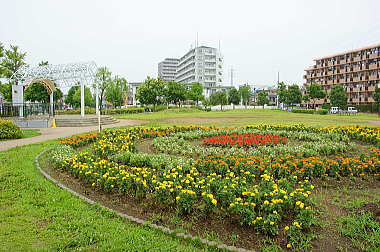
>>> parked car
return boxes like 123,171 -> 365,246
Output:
347,107 -> 358,114
330,107 -> 339,114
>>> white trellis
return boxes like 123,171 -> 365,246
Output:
10,61 -> 98,117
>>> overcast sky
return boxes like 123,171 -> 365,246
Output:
1,0 -> 379,89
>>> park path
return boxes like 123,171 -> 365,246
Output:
0,119 -> 147,152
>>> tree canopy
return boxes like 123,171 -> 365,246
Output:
228,88 -> 240,109
165,81 -> 187,106
257,91 -> 269,108
187,82 -> 204,105
239,84 -> 251,108
306,83 -> 325,108
210,91 -> 228,110
330,84 -> 347,108
287,84 -> 302,107
136,77 -> 165,107
24,82 -> 63,103
105,76 -> 128,108
0,44 -> 27,101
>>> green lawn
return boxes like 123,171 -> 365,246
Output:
21,129 -> 41,139
114,108 -> 380,128
0,141 -> 214,251
1,109 -> 379,250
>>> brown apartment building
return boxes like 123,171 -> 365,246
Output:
304,43 -> 380,108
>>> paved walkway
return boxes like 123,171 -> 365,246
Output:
0,119 -> 147,152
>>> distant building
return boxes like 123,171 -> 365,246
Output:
158,58 -> 179,81
176,46 -> 223,87
304,43 -> 380,108
127,82 -> 143,106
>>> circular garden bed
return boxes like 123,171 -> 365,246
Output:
43,124 -> 380,250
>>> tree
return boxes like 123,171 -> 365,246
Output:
65,86 -> 80,107
136,77 -> 165,108
330,84 -> 347,109
287,84 -> 302,108
306,83 -> 326,109
372,86 -> 380,117
302,95 -> 310,109
0,82 -> 12,101
39,61 -> 49,66
187,82 -> 204,105
277,82 -> 289,108
210,91 -> 228,111
0,44 -> 27,101
165,81 -> 187,107
239,85 -> 251,108
0,45 -> 27,79
228,88 -> 240,109
72,86 -> 93,108
94,67 -> 112,111
257,91 -> 269,109
105,76 -> 128,108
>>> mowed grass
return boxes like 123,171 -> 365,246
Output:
0,141 -> 214,251
1,109 -> 380,251
21,129 -> 41,138
114,108 -> 380,127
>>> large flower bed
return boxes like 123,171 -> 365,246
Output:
203,133 -> 287,147
52,124 -> 380,249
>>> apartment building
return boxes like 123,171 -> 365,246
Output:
158,58 -> 179,81
304,43 -> 380,107
176,46 -> 223,87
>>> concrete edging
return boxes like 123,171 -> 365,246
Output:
34,148 -> 254,252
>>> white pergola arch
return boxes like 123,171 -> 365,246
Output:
10,61 -> 99,117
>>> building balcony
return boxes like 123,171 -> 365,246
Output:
369,75 -> 379,81
365,86 -> 375,92
353,66 -> 361,72
369,53 -> 379,60
326,80 -> 333,85
353,56 -> 361,62
369,64 -> 379,70
353,77 -> 360,82
367,97 -> 375,103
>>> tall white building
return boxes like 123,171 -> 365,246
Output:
175,46 -> 223,87
158,58 -> 179,81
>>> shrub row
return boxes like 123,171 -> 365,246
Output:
292,109 -> 328,115
0,119 -> 23,140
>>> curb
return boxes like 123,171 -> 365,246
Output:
34,148 -> 254,252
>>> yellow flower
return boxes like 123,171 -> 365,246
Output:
211,199 -> 217,205
284,226 -> 289,231
287,243 -> 291,248
176,196 -> 180,201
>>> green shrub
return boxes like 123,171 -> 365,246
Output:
322,104 -> 331,110
315,109 -> 328,115
292,109 -> 314,114
292,109 -> 327,115
0,119 -> 22,140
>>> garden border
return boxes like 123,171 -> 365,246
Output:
34,148 -> 254,252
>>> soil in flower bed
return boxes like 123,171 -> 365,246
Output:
40,152 -> 380,251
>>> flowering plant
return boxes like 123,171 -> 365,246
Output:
203,133 -> 287,147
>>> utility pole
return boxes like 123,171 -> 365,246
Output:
230,67 -> 234,86
277,71 -> 280,108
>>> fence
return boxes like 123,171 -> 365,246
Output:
0,103 -> 64,117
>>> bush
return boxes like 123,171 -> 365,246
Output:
0,119 -> 22,140
292,109 -> 328,115
292,109 -> 314,114
315,109 -> 328,115
322,104 -> 331,110
355,104 -> 379,113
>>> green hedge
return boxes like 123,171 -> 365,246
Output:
0,119 -> 23,140
354,104 -> 379,113
292,109 -> 328,115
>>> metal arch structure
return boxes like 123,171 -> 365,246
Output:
10,61 -> 99,117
